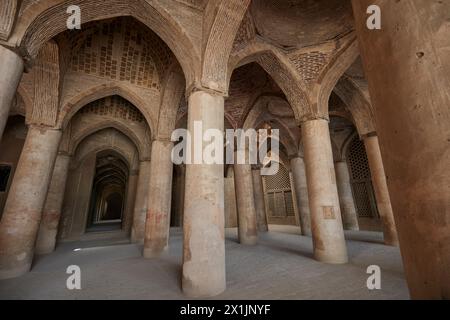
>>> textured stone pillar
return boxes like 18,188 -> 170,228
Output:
143,141 -> 173,257
0,46 -> 23,142
334,161 -> 359,231
0,126 -> 62,279
224,168 -> 238,228
252,168 -> 268,232
302,119 -> 348,264
290,156 -> 312,236
182,90 -> 226,297
131,160 -> 151,243
352,0 -> 450,299
362,135 -> 398,245
234,158 -> 258,245
35,153 -> 71,255
122,169 -> 138,233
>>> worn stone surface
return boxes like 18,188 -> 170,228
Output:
290,157 -> 312,236
302,119 -> 348,264
252,169 -> 268,232
234,160 -> 258,245
131,161 -> 151,244
352,0 -> 450,299
143,140 -> 174,258
182,91 -> 226,298
35,154 -> 71,255
0,126 -> 62,279
363,136 -> 398,246
0,46 -> 23,141
335,161 -> 359,231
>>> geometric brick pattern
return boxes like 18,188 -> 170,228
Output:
79,95 -> 144,123
289,51 -> 330,83
68,17 -> 173,90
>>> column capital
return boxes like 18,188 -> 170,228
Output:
57,151 -> 72,158
288,154 -> 304,161
185,83 -> 227,100
0,44 -> 32,71
360,131 -> 378,140
299,114 -> 330,125
27,124 -> 61,133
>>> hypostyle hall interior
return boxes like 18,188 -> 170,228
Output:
0,0 -> 448,301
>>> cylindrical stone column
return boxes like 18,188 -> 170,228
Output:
363,135 -> 398,245
252,168 -> 268,232
143,141 -> 174,257
35,153 -> 71,255
131,160 -> 151,243
122,169 -> 138,233
290,156 -> 312,236
0,46 -> 24,142
234,158 -> 258,245
182,90 -> 226,298
334,161 -> 359,231
0,126 -> 62,279
352,0 -> 450,299
301,119 -> 348,264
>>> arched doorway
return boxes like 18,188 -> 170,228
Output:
86,151 -> 129,232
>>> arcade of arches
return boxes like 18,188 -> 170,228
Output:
0,1 -> 448,300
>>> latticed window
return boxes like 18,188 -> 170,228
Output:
347,137 -> 379,219
263,164 -> 296,223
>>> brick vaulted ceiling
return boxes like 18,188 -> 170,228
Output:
58,17 -> 175,90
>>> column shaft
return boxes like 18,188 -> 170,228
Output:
302,119 -> 348,264
352,0 -> 450,299
182,90 -> 226,297
122,170 -> 138,233
363,136 -> 398,245
335,161 -> 359,231
143,141 -> 174,257
35,154 -> 71,255
0,46 -> 23,141
131,160 -> 151,243
252,169 -> 268,232
234,161 -> 257,245
290,157 -> 312,236
0,126 -> 62,279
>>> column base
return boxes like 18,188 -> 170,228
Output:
314,251 -> 348,265
302,230 -> 312,237
0,262 -> 32,280
239,237 -> 257,246
182,274 -> 226,298
35,246 -> 56,256
143,246 -> 168,259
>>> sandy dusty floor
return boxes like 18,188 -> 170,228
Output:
0,227 -> 409,300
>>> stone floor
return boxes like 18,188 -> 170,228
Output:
0,227 -> 410,300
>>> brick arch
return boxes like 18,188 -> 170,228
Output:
315,36 -> 359,118
11,0 -> 198,88
58,83 -> 155,137
201,0 -> 251,93
229,46 -> 310,122
69,119 -> 150,161
334,76 -> 376,137
73,128 -> 139,172
254,118 -> 298,159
